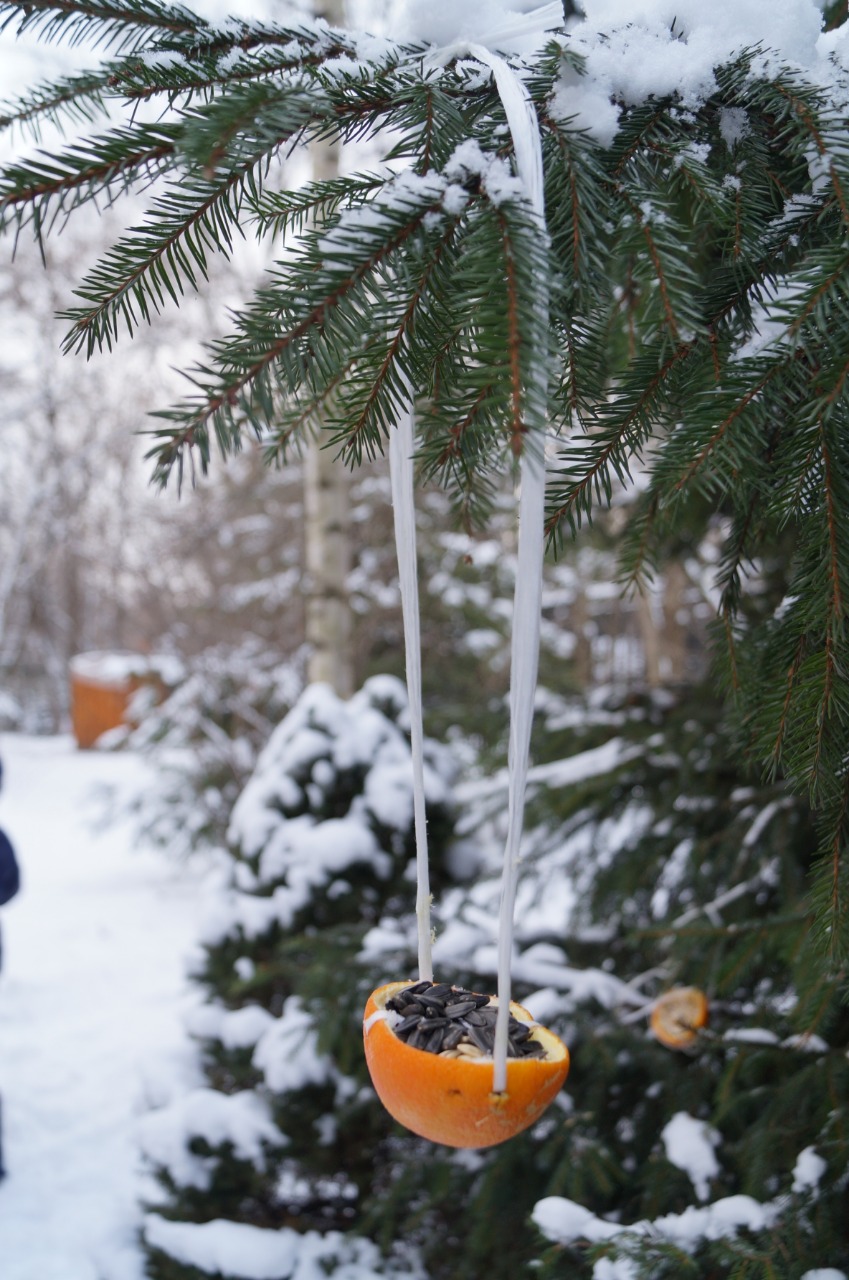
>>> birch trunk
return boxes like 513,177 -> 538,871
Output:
303,0 -> 354,698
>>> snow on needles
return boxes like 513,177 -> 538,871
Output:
551,0 -> 848,147
386,0 -> 849,153
143,1215 -> 424,1280
661,1112 -> 721,1202
534,1141 -> 832,1263
316,145 -> 529,270
202,678 -> 451,946
138,1088 -> 285,1191
533,1190 -> 782,1257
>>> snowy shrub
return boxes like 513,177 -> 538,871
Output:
364,684 -> 847,1280
143,672 -> 849,1280
121,642 -> 304,857
140,677 -> 462,1280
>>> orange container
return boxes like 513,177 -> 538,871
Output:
69,651 -> 149,749
364,981 -> 570,1148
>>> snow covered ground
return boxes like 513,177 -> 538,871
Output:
0,734 -> 207,1280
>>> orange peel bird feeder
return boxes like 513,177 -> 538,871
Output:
650,987 -> 709,1050
364,982 -> 569,1149
363,39 -> 569,1148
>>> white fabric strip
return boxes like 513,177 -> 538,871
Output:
467,44 -> 550,1095
388,14 -> 552,1078
389,387 -> 433,982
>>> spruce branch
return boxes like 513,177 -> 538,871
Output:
0,0 -> 203,52
617,190 -> 688,342
820,770 -> 849,965
819,421 -> 844,628
769,636 -> 808,777
545,339 -> 697,542
60,157 -> 263,356
105,38 -> 350,107
0,122 -> 178,235
0,70 -> 110,140
247,173 -> 385,242
672,363 -> 785,496
261,350 -> 363,468
337,214 -> 462,459
426,383 -> 494,478
145,175 -> 453,483
774,82 -> 849,229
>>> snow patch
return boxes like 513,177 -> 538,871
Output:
144,1215 -> 421,1280
185,1003 -> 275,1050
138,1089 -> 284,1190
533,1189 -> 781,1253
792,1147 -> 827,1195
252,996 -> 338,1096
551,0 -> 837,146
661,1112 -> 721,1201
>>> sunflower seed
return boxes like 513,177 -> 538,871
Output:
418,1017 -> 448,1031
387,981 -> 552,1063
426,1027 -> 446,1052
466,1025 -> 494,1053
394,1014 -> 424,1034
462,1010 -> 482,1027
404,981 -> 434,996
442,1025 -> 466,1050
444,1001 -> 476,1018
417,993 -> 450,1011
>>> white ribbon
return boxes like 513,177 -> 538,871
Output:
463,46 -> 549,1096
404,0 -> 563,65
389,4 -> 554,1090
389,382 -> 433,983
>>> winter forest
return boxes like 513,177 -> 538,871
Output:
0,0 -> 848,1277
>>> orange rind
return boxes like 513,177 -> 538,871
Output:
650,986 -> 709,1050
363,980 -> 570,1148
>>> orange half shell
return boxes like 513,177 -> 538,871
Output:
363,980 -> 570,1148
650,986 -> 709,1049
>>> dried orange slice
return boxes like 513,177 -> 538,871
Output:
650,986 -> 709,1049
363,980 -> 570,1148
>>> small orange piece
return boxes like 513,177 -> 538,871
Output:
650,986 -> 709,1049
363,980 -> 570,1148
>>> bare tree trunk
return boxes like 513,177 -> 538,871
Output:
303,0 -> 354,698
636,581 -> 663,688
304,436 -> 354,697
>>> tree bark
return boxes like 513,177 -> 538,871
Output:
303,0 -> 354,698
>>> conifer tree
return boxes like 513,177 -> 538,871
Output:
2,1 -> 849,1276
1,0 -> 846,956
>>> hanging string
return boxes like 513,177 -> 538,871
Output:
389,22 -> 552,1084
389,384 -> 433,983
466,44 -> 550,1096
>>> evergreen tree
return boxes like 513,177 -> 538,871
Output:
2,1 -> 849,1276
